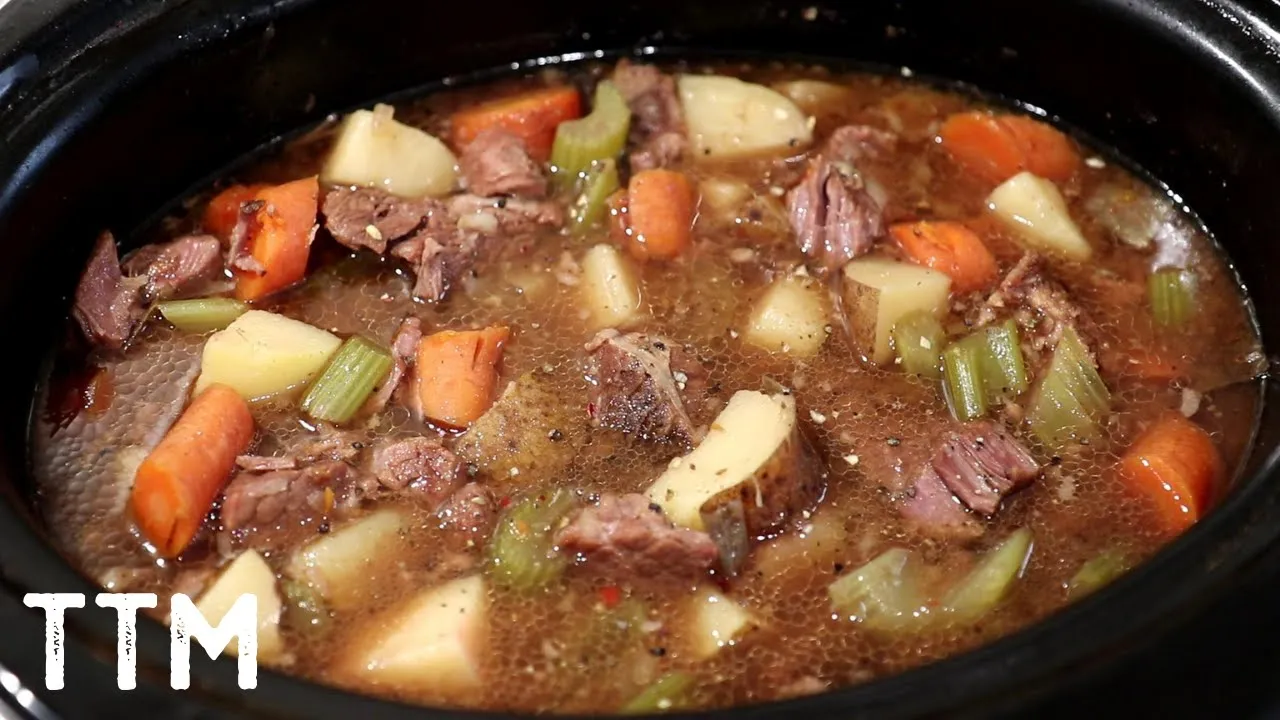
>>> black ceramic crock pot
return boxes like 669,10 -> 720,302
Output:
3,0 -> 1280,717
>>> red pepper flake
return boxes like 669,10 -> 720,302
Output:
587,402 -> 596,418
599,585 -> 623,609
499,495 -> 513,508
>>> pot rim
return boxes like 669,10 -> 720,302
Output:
1,1 -> 1280,718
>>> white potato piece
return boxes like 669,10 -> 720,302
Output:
194,310 -> 341,400
754,509 -> 850,579
286,510 -> 408,610
193,550 -> 284,661
987,171 -> 1092,261
772,79 -> 852,114
321,104 -> 458,198
340,574 -> 487,695
679,75 -> 813,159
744,276 -> 828,357
838,258 -> 951,364
580,244 -> 643,330
646,390 -> 821,536
688,587 -> 759,659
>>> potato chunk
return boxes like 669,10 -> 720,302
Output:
194,310 -> 341,400
454,371 -> 582,481
744,277 -> 828,357
321,104 -> 458,198
581,244 -> 643,330
286,509 -> 408,610
340,574 -> 487,695
687,587 -> 759,659
987,171 -> 1092,261
838,258 -> 951,364
193,549 -> 284,661
678,75 -> 813,159
645,391 -> 823,573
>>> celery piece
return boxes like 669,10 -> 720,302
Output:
299,336 -> 394,424
981,320 -> 1030,399
941,527 -> 1033,624
621,672 -> 695,714
1027,326 -> 1110,450
1148,267 -> 1196,328
281,579 -> 329,639
157,297 -> 248,333
1067,550 -> 1130,600
943,335 -> 988,421
488,489 -> 576,591
892,310 -> 945,379
570,158 -> 621,233
828,548 -> 928,633
551,81 -> 631,188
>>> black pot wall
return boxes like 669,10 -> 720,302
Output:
2,1 -> 1280,718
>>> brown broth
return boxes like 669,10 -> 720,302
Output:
31,61 -> 1265,713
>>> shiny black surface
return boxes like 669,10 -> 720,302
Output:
2,0 -> 1280,717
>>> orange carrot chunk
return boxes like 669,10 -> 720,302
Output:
451,86 -> 582,162
233,176 -> 320,302
130,384 -> 255,557
202,183 -> 268,242
1119,415 -> 1222,533
938,112 -> 1080,184
416,327 -> 510,428
890,220 -> 998,293
619,169 -> 697,261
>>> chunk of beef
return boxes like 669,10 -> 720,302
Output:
321,186 -> 437,254
978,253 -> 1085,355
363,317 -> 423,414
122,234 -> 225,301
436,482 -> 497,552
292,423 -> 366,465
824,124 -> 897,164
220,460 -> 357,534
584,329 -> 708,443
900,465 -> 984,539
445,194 -> 565,235
73,232 -> 147,350
786,155 -> 884,273
227,199 -> 266,274
931,421 -> 1040,515
556,493 -> 719,580
235,455 -> 299,472
368,436 -> 462,505
611,60 -> 688,170
459,128 -> 547,198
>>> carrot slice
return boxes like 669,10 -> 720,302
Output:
451,86 -> 582,162
619,169 -> 697,261
233,176 -> 320,302
130,384 -> 255,557
415,327 -> 510,428
1119,415 -> 1222,533
202,183 -> 268,241
889,220 -> 998,293
939,112 -> 1080,184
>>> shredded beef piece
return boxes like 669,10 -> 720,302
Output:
931,421 -> 1041,515
584,329 -> 707,443
786,155 -> 884,272
363,316 -> 423,414
321,186 -> 437,254
235,455 -> 299,472
122,234 -> 224,301
368,436 -> 462,505
824,124 -> 898,164
435,482 -> 497,552
445,194 -> 565,234
978,253 -> 1086,354
227,199 -> 266,274
900,464 -> 984,539
459,128 -> 547,198
72,232 -> 147,350
556,493 -> 719,580
220,460 -> 357,533
292,423 -> 365,465
611,59 -> 688,170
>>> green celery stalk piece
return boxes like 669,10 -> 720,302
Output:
892,310 -> 946,379
1148,267 -> 1196,328
1067,549 -> 1130,600
300,336 -> 394,424
941,527 -> 1034,624
156,297 -> 248,333
551,81 -> 631,189
828,548 -> 929,633
621,672 -> 695,714
1027,326 -> 1110,450
981,319 -> 1030,399
943,335 -> 988,421
488,489 -> 576,591
570,158 -> 620,233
